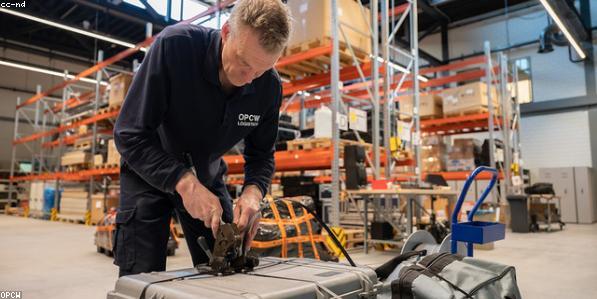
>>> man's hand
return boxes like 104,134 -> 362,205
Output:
176,172 -> 223,237
233,185 -> 262,249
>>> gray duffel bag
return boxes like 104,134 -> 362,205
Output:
376,251 -> 522,299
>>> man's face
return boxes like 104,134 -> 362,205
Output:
221,22 -> 281,87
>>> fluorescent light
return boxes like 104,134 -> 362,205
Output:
0,59 -> 109,86
0,8 -> 147,52
539,0 -> 586,59
372,56 -> 428,82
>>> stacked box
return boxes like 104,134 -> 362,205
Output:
108,73 -> 132,108
441,82 -> 499,116
90,194 -> 119,224
93,154 -> 103,167
287,0 -> 371,54
60,150 -> 92,166
59,186 -> 88,219
107,140 -> 121,165
447,138 -> 480,171
398,93 -> 443,119
421,136 -> 445,172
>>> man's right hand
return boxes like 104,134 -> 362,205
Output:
175,172 -> 223,237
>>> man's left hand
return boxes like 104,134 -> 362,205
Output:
233,185 -> 262,249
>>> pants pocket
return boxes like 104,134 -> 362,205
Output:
113,207 -> 136,271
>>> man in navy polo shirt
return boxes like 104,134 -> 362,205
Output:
113,0 -> 291,276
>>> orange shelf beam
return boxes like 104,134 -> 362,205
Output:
224,147 -> 388,175
16,0 -> 236,110
380,3 -> 410,21
47,90 -> 99,114
13,109 -> 119,145
275,45 -> 332,68
41,128 -> 113,148
10,166 -> 120,182
420,113 -> 503,135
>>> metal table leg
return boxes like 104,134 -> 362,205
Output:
407,197 -> 413,234
364,195 -> 369,254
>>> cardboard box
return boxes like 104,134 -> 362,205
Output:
107,139 -> 120,165
287,0 -> 371,54
108,73 -> 132,108
60,150 -> 92,166
93,154 -> 103,167
398,94 -> 443,119
91,194 -> 119,224
446,158 -> 476,172
442,82 -> 498,116
449,138 -> 480,160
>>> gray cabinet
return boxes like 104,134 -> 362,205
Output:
538,167 -> 596,224
538,168 -> 577,223
573,168 -> 596,224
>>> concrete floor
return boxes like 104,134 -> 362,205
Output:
1,214 -> 596,299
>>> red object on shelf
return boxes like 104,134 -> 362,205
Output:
371,179 -> 392,190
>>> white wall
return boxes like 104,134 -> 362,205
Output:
420,3 -> 595,174
0,47 -> 97,170
520,110 -> 592,169
421,5 -> 589,103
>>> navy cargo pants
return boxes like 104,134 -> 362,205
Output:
113,163 -> 233,277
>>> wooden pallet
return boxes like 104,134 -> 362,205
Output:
322,228 -> 364,249
286,138 -> 371,151
400,114 -> 444,122
93,163 -> 119,169
5,207 -> 25,216
443,106 -> 492,118
98,105 -> 121,115
64,163 -> 91,172
277,38 -> 369,79
74,140 -> 92,150
57,214 -> 86,224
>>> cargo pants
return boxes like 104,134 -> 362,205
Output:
113,162 -> 233,277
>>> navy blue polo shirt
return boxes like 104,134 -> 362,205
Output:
114,23 -> 281,199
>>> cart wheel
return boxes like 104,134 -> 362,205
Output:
97,246 -> 104,253
167,247 -> 176,256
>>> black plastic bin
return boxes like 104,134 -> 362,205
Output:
507,195 -> 530,233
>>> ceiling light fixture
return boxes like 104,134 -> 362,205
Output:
538,0 -> 586,59
0,8 -> 147,52
0,59 -> 109,86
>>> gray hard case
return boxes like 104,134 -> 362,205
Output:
107,257 -> 379,299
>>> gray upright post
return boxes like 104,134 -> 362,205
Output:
9,97 -> 21,204
372,0 -> 380,179
88,50 -> 104,213
330,0 -> 341,227
411,0 -> 421,184
381,0 -> 391,178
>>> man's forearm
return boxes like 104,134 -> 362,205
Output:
242,184 -> 264,200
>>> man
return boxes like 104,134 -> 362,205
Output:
113,0 -> 291,276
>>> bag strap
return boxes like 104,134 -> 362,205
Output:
419,252 -> 464,274
375,250 -> 426,280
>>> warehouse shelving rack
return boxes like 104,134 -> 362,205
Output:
8,1 -> 522,227
7,1 -> 237,222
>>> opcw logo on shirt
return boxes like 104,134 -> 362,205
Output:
237,113 -> 261,127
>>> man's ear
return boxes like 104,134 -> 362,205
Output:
221,22 -> 230,41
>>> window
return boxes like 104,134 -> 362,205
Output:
509,57 -> 533,104
125,0 -> 227,29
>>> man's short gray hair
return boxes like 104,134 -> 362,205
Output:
228,0 -> 292,53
